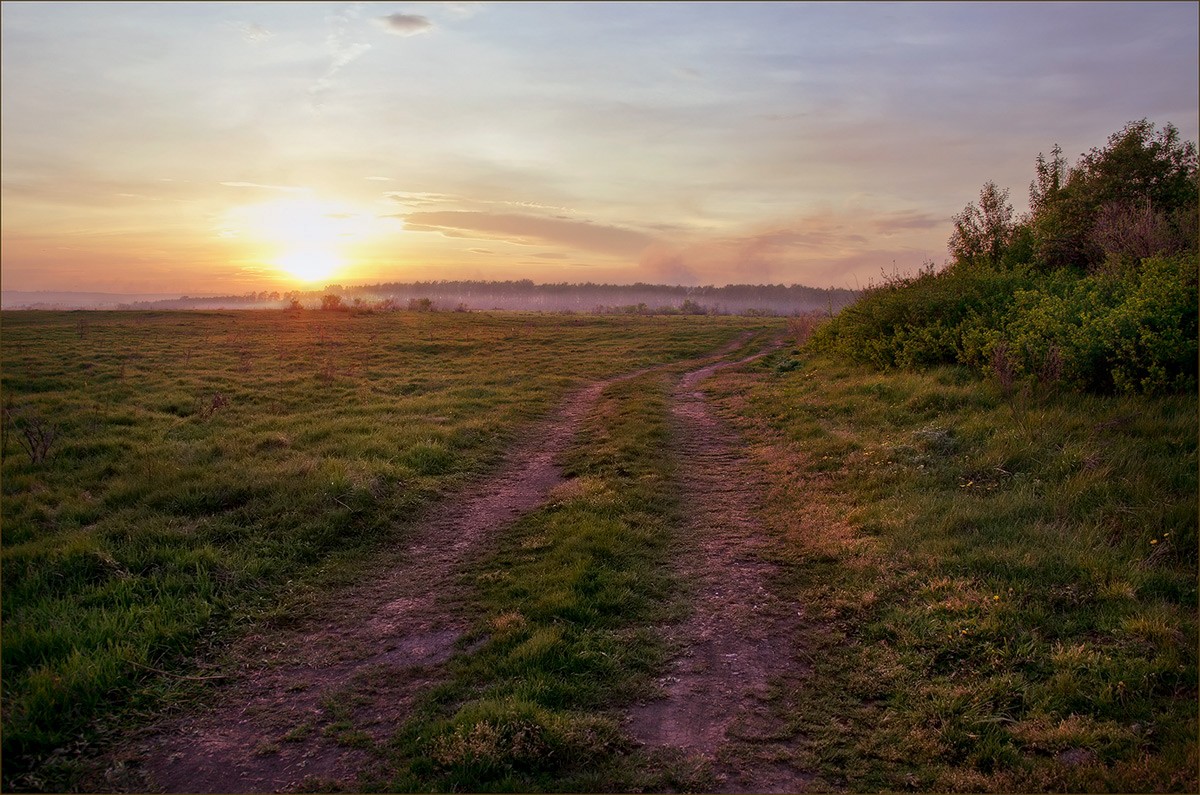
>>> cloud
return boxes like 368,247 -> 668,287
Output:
636,208 -> 945,287
374,13 -> 434,36
311,5 -> 373,107
399,211 -> 659,257
238,22 -> 272,43
219,181 -> 308,193
439,2 -> 485,18
384,191 -> 464,207
364,175 -> 393,181
871,210 -> 945,234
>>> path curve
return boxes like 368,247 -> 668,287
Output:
110,335 -> 758,794
626,339 -> 816,793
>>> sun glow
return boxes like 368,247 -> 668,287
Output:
277,247 -> 343,282
222,196 -> 382,283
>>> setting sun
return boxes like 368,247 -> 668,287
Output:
276,247 -> 342,282
220,196 -> 381,283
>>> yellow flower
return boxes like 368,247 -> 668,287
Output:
1150,539 -> 1159,545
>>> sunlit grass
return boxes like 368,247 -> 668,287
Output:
374,371 -> 695,793
0,308 -> 778,790
711,349 -> 1198,792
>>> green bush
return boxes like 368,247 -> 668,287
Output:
814,119 -> 1197,398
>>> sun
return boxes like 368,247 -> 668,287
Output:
223,196 -> 379,284
277,247 -> 343,282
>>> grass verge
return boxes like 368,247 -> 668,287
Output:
707,346 -> 1198,792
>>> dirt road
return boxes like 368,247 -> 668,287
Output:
626,341 -> 815,793
108,334 -> 811,793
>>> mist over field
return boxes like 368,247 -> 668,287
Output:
1,281 -> 859,315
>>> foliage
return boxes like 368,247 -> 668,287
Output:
1031,119 -> 1198,272
950,181 -> 1016,266
813,120 -> 1198,397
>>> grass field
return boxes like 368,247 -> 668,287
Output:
1,309 -> 1195,793
0,309 -> 773,790
709,347 -> 1198,792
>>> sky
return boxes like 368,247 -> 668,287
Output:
2,1 -> 1197,295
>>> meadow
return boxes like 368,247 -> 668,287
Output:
0,308 -> 774,790
0,306 -> 1195,793
710,345 -> 1197,791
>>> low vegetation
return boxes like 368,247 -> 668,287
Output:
373,371 -> 690,792
0,309 -> 772,790
711,350 -> 1197,791
816,120 -> 1197,396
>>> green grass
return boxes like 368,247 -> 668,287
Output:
371,371 -> 693,792
0,309 -> 777,791
710,347 -> 1198,792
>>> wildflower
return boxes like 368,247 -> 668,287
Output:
993,595 -> 1000,601
1150,539 -> 1159,545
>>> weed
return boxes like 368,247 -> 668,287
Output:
199,392 -> 229,419
12,407 -> 58,464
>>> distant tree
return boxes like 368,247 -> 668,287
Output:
1029,143 -> 1067,214
320,293 -> 345,311
949,181 -> 1016,265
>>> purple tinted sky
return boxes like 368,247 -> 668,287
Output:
2,1 -> 1196,292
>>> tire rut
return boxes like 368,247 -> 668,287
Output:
107,335 -> 759,794
626,338 -> 816,793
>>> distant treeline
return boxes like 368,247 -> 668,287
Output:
112,280 -> 859,316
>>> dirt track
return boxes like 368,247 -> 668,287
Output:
626,340 -> 814,793
108,334 -> 811,793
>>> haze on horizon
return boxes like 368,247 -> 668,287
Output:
2,1 -> 1197,296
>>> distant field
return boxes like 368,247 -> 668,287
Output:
0,309 -> 778,789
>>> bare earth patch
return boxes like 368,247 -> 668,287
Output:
104,338 -> 754,794
626,341 -> 818,793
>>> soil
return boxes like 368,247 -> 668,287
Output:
104,335 -> 791,794
625,341 -> 817,793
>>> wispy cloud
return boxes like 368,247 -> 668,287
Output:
219,181 -> 308,193
373,13 -> 434,37
400,211 -> 659,257
311,4 -> 373,107
870,209 -> 945,234
237,22 -> 272,43
637,208 -> 943,286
